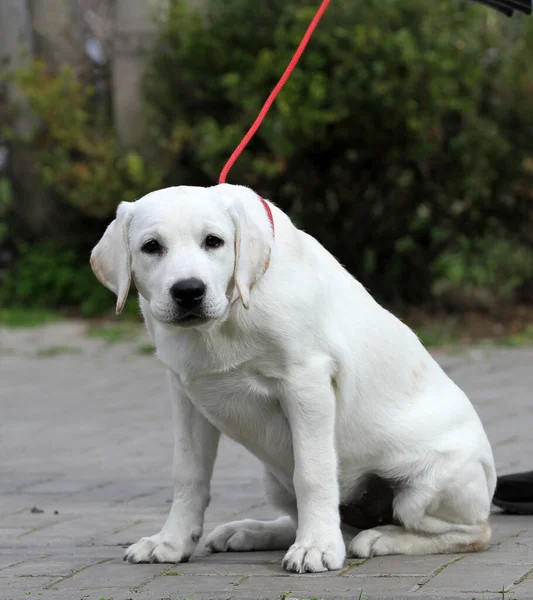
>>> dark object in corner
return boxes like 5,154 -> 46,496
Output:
340,474 -> 401,530
493,470 -> 533,515
469,0 -> 531,16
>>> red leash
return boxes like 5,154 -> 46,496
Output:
218,0 -> 331,234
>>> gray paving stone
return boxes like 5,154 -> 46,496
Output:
192,551 -> 284,565
228,573 -> 423,596
0,510 -> 69,532
0,574 -> 59,594
343,554 -> 461,577
420,562 -> 528,593
513,576 -> 533,597
158,557 -> 285,577
464,535 -> 533,565
3,559 -> 89,578
0,528 -> 33,542
1,323 -> 533,599
18,591 -> 134,600
143,573 -> 236,597
49,559 -> 169,591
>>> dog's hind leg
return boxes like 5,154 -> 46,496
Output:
206,516 -> 296,552
348,521 -> 491,557
348,461 -> 493,557
206,470 -> 297,553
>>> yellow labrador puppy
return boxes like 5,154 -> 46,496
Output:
91,184 -> 495,573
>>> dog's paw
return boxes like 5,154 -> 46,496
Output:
282,536 -> 345,573
206,518 -> 294,552
207,520 -> 261,552
124,533 -> 196,564
348,525 -> 402,558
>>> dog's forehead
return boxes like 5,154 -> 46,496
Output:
132,186 -> 228,231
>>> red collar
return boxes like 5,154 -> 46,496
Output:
258,196 -> 275,237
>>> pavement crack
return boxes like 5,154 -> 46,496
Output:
494,435 -> 520,448
17,516 -> 78,538
508,565 -> 533,591
132,565 -> 176,592
85,518 -> 144,545
337,559 -> 369,576
114,485 -> 167,505
13,475 -> 63,493
0,559 -> 32,573
44,558 -> 112,589
408,555 -> 463,592
231,574 -> 249,587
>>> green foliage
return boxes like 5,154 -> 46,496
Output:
4,60 -> 163,219
86,323 -> 139,343
1,1 -> 533,314
0,176 -> 12,244
145,0 -> 533,303
0,308 -> 59,328
0,62 -> 165,317
496,324 -> 533,347
0,243 -> 114,316
433,235 -> 533,306
36,345 -> 82,357
136,341 -> 156,355
415,320 -> 461,348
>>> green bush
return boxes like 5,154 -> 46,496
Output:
0,62 -> 159,317
0,243 -> 138,317
0,176 -> 12,245
145,0 -> 533,303
432,234 -> 533,308
2,0 -> 533,315
4,60 -> 164,220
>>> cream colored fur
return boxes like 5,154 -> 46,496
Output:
91,184 -> 496,573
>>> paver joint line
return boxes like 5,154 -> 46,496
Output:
337,559 -> 369,576
44,558 -> 113,590
17,516 -> 79,538
509,565 -> 533,591
232,574 -> 250,587
408,555 -> 464,592
131,564 -> 176,593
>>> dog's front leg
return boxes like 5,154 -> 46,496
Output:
280,363 -> 345,573
125,371 -> 220,564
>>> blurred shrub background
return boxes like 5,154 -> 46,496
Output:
0,0 -> 532,332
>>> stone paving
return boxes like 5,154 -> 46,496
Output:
1,320 -> 533,600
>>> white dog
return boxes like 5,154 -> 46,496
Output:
90,184 -> 496,573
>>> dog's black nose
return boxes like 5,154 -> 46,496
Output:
170,278 -> 206,308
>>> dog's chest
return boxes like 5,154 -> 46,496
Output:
158,332 -> 291,463
192,365 -> 293,470
189,361 -> 279,429
156,326 -> 292,473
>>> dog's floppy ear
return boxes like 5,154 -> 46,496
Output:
221,186 -> 273,309
90,202 -> 133,314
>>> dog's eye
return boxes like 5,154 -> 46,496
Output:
141,239 -> 162,254
205,235 -> 223,249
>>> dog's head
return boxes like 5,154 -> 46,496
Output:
90,184 -> 273,328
